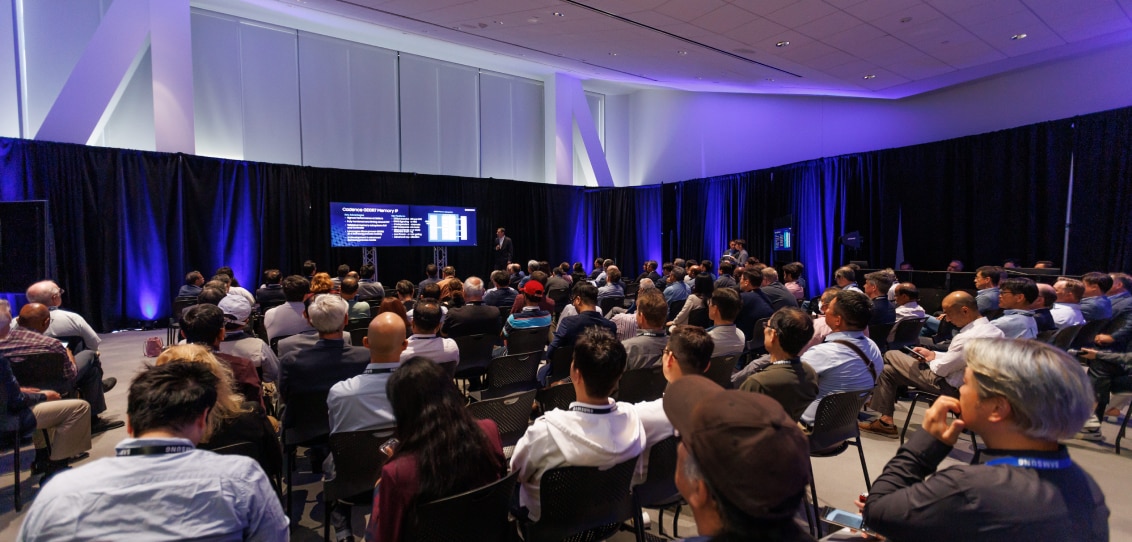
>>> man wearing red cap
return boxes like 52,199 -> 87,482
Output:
664,375 -> 814,541
503,281 -> 553,338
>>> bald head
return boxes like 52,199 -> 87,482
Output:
19,303 -> 51,332
366,313 -> 408,363
26,280 -> 62,307
941,291 -> 980,328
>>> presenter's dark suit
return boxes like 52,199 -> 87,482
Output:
442,302 -> 504,339
494,236 -> 513,270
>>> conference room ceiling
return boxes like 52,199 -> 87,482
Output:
282,0 -> 1132,98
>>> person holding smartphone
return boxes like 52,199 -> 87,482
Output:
862,339 -> 1109,541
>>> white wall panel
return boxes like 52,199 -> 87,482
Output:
298,32 -> 399,171
479,71 -> 544,183
239,21 -> 300,165
19,0 -> 108,137
399,54 -> 478,177
0,0 -> 19,137
98,48 -> 155,151
191,10 -> 243,159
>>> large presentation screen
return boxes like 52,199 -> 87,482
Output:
330,202 -> 477,247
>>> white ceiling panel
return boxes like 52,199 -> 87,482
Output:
258,0 -> 1132,98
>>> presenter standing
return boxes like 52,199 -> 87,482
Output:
494,227 -> 513,270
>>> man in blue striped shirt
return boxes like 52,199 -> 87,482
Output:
504,281 -> 552,337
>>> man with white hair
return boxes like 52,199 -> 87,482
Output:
441,276 -> 502,339
24,280 -> 101,355
863,339 -> 1109,541
277,294 -> 370,403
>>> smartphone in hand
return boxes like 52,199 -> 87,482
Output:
903,346 -> 927,362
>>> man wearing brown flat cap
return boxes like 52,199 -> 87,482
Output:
664,375 -> 815,541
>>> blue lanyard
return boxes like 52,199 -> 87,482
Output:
985,456 -> 1073,469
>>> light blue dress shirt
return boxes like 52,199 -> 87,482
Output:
799,330 -> 883,424
663,281 -> 689,303
17,437 -> 289,542
327,362 -> 399,434
992,309 -> 1038,339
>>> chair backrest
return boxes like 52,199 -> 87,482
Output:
467,389 -> 537,447
1049,324 -> 1083,350
52,335 -> 85,355
598,296 -> 624,316
867,323 -> 894,351
482,352 -> 541,400
437,359 -> 458,379
888,317 -> 928,349
405,471 -> 520,542
537,382 -> 577,415
615,366 -> 667,403
269,334 -> 293,356
0,376 -> 19,435
633,435 -> 680,506
11,353 -> 71,392
348,327 -> 368,347
526,458 -> 638,542
172,296 -> 199,320
507,326 -> 550,357
703,354 -> 738,389
1071,318 -> 1111,349
258,298 -> 285,314
623,282 -> 640,300
1036,329 -> 1057,343
325,428 -> 395,502
687,306 -> 712,328
344,318 -> 371,332
809,390 -> 871,452
546,345 -> 575,383
667,299 -> 686,322
454,334 -> 496,375
281,390 -> 333,445
546,288 -> 570,315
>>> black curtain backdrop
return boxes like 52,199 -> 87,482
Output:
2,105 -> 1130,331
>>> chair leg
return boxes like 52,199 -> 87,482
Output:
969,432 -> 981,464
672,504 -> 682,539
809,465 -> 821,538
323,498 -> 331,542
900,394 -> 921,445
855,437 -> 871,491
286,447 -> 294,524
13,443 -> 21,512
1118,402 -> 1132,455
631,494 -> 646,542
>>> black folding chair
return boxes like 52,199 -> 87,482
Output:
703,354 -> 739,390
1048,324 -> 1083,351
322,429 -> 395,542
632,436 -> 685,539
545,345 -> 575,384
280,390 -> 334,523
887,317 -> 928,351
507,326 -> 550,359
1071,318 -> 1111,349
454,334 -> 495,392
11,353 -> 72,394
403,472 -> 519,542
614,366 -> 667,403
518,458 -> 639,542
899,389 -> 982,462
481,351 -> 541,400
867,323 -> 894,352
807,390 -> 872,537
536,383 -> 577,415
666,299 -> 686,322
599,296 -> 624,316
687,306 -> 712,328
468,389 -> 537,455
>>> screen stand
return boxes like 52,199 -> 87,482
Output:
433,246 -> 447,271
362,247 -> 377,281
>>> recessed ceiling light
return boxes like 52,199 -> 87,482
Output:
696,76 -> 703,80
1011,33 -> 1028,40
765,78 -> 775,82
527,17 -> 539,23
494,20 -> 503,24
609,52 -> 617,56
863,74 -> 877,79
900,17 -> 912,23
552,11 -> 564,16
776,41 -> 790,47
677,50 -> 688,55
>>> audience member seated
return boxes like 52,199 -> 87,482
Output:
861,291 -> 1003,437
622,290 -> 669,371
706,287 -> 746,358
1032,282 -> 1058,332
394,280 -> 416,312
635,260 -> 661,284
215,266 -> 256,306
663,267 -> 690,303
714,262 -> 737,290
264,275 -> 315,341
664,375 -> 813,542
441,277 -> 503,339
545,282 -> 617,366
7,303 -> 119,433
799,289 -> 882,425
1095,272 -> 1132,350
401,299 -> 459,365
1080,346 -> 1132,442
509,271 -> 555,315
670,275 -> 713,327
1081,272 -> 1114,322
483,270 -> 519,309
407,283 -> 448,325
16,363 -> 289,541
893,282 -> 926,324
255,269 -> 287,308
973,265 -> 1003,315
735,270 -> 775,350
946,260 -> 965,272
511,327 -> 645,522
198,285 -> 227,306
302,259 -> 318,280
325,313 -> 404,541
739,308 -> 818,422
277,294 -> 369,402
181,304 -> 264,407
607,279 -> 656,341
992,278 -> 1039,339
833,266 -> 862,293
503,282 -> 553,343
418,264 -> 440,293
547,265 -> 571,294
154,345 -> 281,485
310,272 -> 335,296
863,339 -> 1108,541
1051,277 -> 1087,329
340,277 -> 370,320
332,264 -> 350,289
0,300 -> 90,479
782,262 -> 805,303
178,270 -> 205,298
25,280 -> 102,357
355,264 -> 385,302
863,271 -> 896,325
760,267 -> 796,312
365,356 -> 505,541
597,265 -> 624,302
217,296 -> 279,384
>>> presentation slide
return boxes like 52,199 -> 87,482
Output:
773,227 -> 792,250
329,202 -> 476,247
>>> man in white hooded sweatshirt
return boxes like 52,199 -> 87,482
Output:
510,326 -> 645,522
